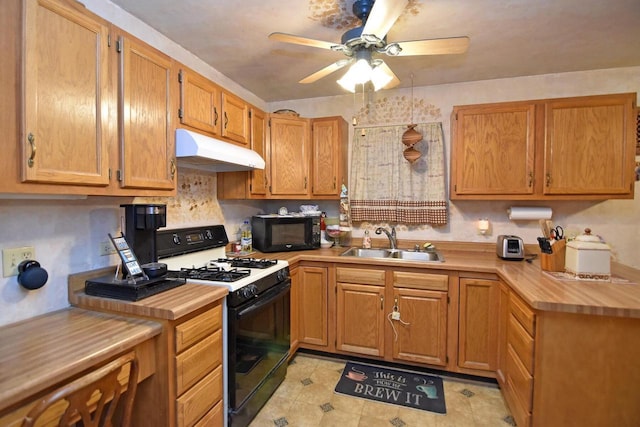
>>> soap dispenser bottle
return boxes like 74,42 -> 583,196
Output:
362,230 -> 371,248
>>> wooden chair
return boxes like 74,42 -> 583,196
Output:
22,351 -> 139,427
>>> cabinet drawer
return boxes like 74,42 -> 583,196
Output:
509,293 -> 535,336
336,267 -> 385,286
507,314 -> 535,374
176,304 -> 222,353
393,271 -> 448,291
176,330 -> 222,396
505,344 -> 533,412
502,378 -> 531,427
194,400 -> 223,426
176,365 -> 222,427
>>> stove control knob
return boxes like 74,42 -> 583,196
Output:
277,269 -> 289,282
172,234 -> 181,245
240,284 -> 258,299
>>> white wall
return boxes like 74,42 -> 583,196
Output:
269,67 -> 640,270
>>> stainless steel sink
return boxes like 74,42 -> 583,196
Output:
340,247 -> 444,262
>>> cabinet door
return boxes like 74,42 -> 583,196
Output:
544,94 -> 635,196
22,0 -> 110,186
249,108 -> 268,196
117,34 -> 175,190
392,287 -> 448,366
221,91 -> 249,144
311,117 -> 346,197
298,266 -> 328,347
458,278 -> 500,371
496,280 -> 511,388
179,68 -> 221,135
452,103 -> 536,196
269,115 -> 311,197
336,282 -> 385,356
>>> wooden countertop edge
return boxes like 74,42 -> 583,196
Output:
68,267 -> 228,320
0,307 -> 161,414
274,247 -> 640,318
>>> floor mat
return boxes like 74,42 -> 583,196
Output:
334,361 -> 446,414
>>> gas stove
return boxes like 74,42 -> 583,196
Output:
157,225 -> 289,304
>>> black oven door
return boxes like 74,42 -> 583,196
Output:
227,279 -> 291,415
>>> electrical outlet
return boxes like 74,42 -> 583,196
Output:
99,241 -> 117,256
2,246 -> 35,277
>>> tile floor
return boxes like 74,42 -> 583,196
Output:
249,353 -> 515,427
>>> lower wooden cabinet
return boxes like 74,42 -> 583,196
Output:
297,265 -> 330,348
392,286 -> 448,366
457,278 -> 500,372
501,291 -> 536,427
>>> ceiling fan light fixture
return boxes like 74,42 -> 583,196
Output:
370,63 -> 393,90
337,58 -> 372,92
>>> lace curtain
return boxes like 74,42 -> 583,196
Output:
350,122 -> 448,225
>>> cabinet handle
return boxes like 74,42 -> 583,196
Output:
304,176 -> 307,189
27,133 -> 36,167
333,177 -> 336,190
224,112 -> 228,129
546,173 -> 551,187
214,107 -> 218,126
380,295 -> 384,310
170,158 -> 176,179
528,171 -> 533,187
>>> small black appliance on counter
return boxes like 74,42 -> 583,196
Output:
120,204 -> 167,265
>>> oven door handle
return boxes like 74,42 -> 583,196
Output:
236,280 -> 291,319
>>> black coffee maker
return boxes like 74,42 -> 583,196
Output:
120,204 -> 167,265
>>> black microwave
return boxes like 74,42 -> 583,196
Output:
251,215 -> 321,252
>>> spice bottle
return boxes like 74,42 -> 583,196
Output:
362,230 -> 371,248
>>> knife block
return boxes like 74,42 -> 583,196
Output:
540,239 -> 566,272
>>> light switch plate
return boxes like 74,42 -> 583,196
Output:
2,246 -> 35,277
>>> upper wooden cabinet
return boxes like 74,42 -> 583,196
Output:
0,0 -> 176,196
178,68 -> 221,136
21,0 -> 110,187
221,91 -> 250,145
249,108 -> 268,196
268,115 -> 311,197
451,93 -> 636,200
311,116 -> 349,198
115,32 -> 175,190
218,114 -> 347,200
177,67 -> 250,145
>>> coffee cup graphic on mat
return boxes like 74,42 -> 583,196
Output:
416,381 -> 438,399
345,368 -> 367,381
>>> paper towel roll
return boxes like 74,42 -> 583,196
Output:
507,206 -> 552,220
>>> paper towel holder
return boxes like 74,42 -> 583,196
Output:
507,206 -> 553,221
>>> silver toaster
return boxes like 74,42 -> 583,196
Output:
497,235 -> 525,260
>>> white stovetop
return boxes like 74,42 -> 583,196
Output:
160,247 -> 288,292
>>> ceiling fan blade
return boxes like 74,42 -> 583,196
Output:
299,60 -> 351,84
396,36 -> 470,56
376,61 -> 400,90
269,32 -> 337,50
362,0 -> 408,40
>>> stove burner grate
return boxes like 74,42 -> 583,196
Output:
175,266 -> 251,282
216,258 -> 278,269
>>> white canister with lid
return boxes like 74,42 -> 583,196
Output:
564,228 -> 611,280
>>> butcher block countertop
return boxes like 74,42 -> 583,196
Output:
0,308 -> 161,415
262,243 -> 640,319
68,266 -> 228,320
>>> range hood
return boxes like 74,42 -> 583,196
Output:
175,129 -> 265,172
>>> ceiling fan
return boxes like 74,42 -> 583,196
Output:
269,0 -> 470,92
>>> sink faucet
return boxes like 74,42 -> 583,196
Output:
375,226 -> 397,250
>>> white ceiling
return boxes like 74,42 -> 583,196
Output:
109,0 -> 640,102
